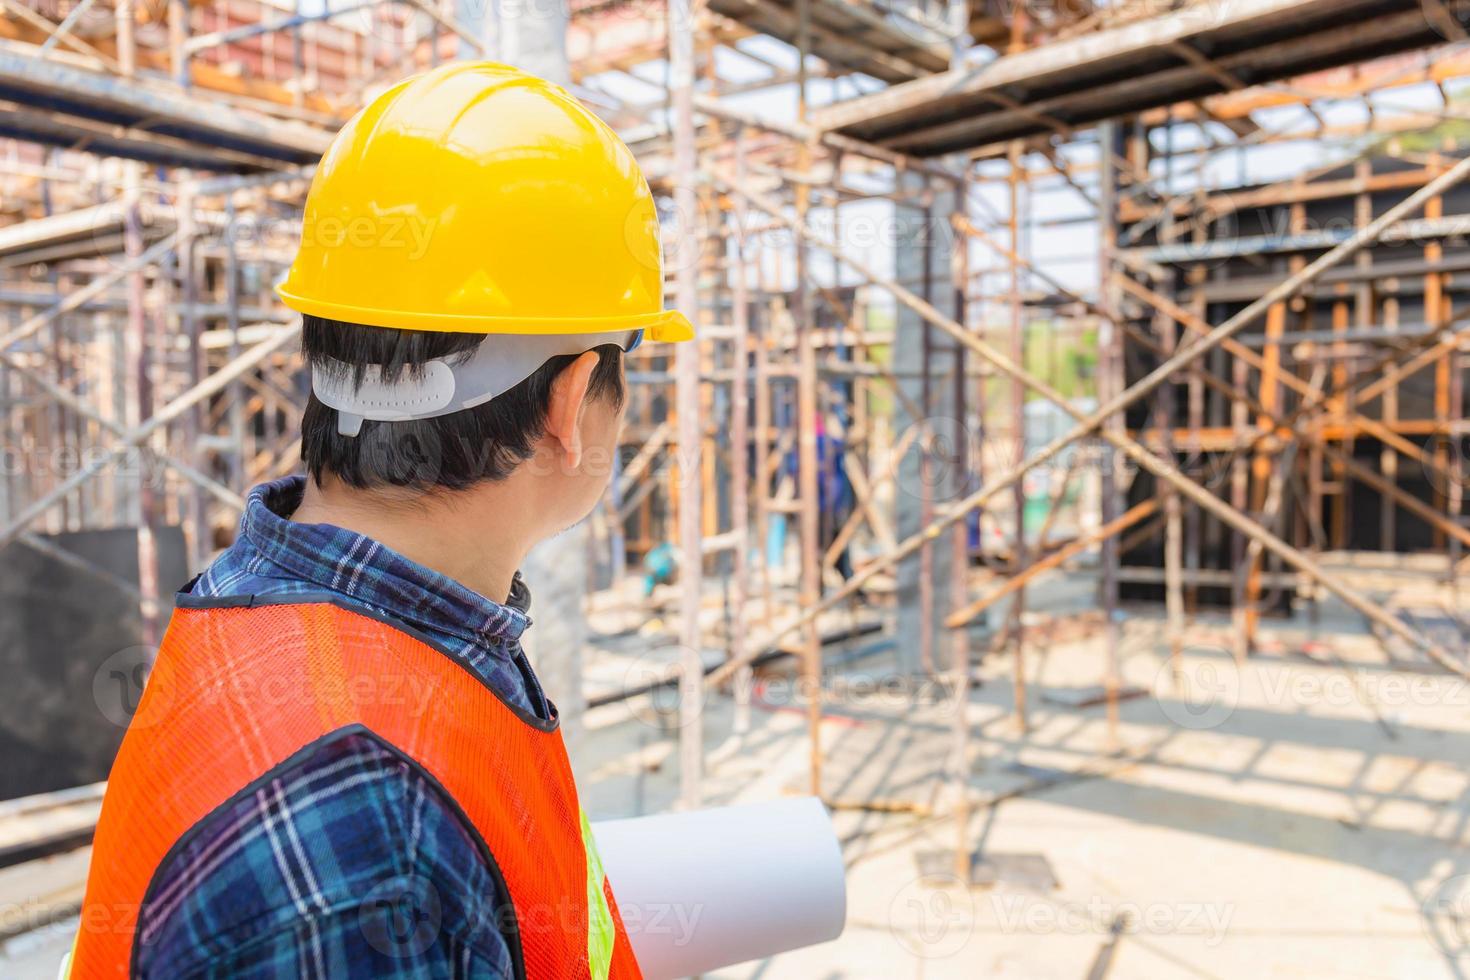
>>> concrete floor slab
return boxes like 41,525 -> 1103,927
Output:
4,592 -> 1467,979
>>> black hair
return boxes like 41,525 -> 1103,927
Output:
300,314 -> 625,490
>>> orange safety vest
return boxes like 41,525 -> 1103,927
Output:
71,596 -> 643,980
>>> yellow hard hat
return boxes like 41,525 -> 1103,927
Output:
278,62 -> 693,343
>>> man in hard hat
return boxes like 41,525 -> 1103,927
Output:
70,62 -> 690,978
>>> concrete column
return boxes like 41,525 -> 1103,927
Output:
521,525 -> 588,732
491,2 -> 585,735
893,174 -> 964,675
455,0 -> 493,60
452,0 -> 570,80
496,0 -> 569,83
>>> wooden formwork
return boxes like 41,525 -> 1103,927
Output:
1118,149 -> 1470,655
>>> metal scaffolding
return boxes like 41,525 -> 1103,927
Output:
3,0 -> 1470,880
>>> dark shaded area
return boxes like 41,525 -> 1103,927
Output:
0,526 -> 188,800
1119,155 -> 1470,608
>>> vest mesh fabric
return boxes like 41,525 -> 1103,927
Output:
72,601 -> 642,980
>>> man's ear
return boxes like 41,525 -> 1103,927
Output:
544,350 -> 601,469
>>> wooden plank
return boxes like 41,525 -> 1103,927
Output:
813,0 -> 1454,155
0,45 -> 331,168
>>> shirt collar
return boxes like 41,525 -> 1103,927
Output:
238,476 -> 532,646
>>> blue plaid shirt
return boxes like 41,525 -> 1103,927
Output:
137,476 -> 547,977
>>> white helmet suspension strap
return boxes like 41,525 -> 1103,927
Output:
312,329 -> 641,436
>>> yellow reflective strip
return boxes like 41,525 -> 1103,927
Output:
580,809 -> 615,980
60,934 -> 76,980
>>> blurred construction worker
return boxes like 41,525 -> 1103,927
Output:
815,414 -> 855,581
642,541 -> 678,597
70,62 -> 690,978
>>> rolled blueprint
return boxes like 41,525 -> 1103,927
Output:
592,797 -> 847,979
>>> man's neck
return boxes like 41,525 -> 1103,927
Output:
289,476 -> 534,605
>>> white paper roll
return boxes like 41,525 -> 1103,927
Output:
592,797 -> 847,979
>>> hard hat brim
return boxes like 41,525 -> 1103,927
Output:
277,284 -> 695,343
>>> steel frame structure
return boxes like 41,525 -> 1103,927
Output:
2,0 -> 1470,876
